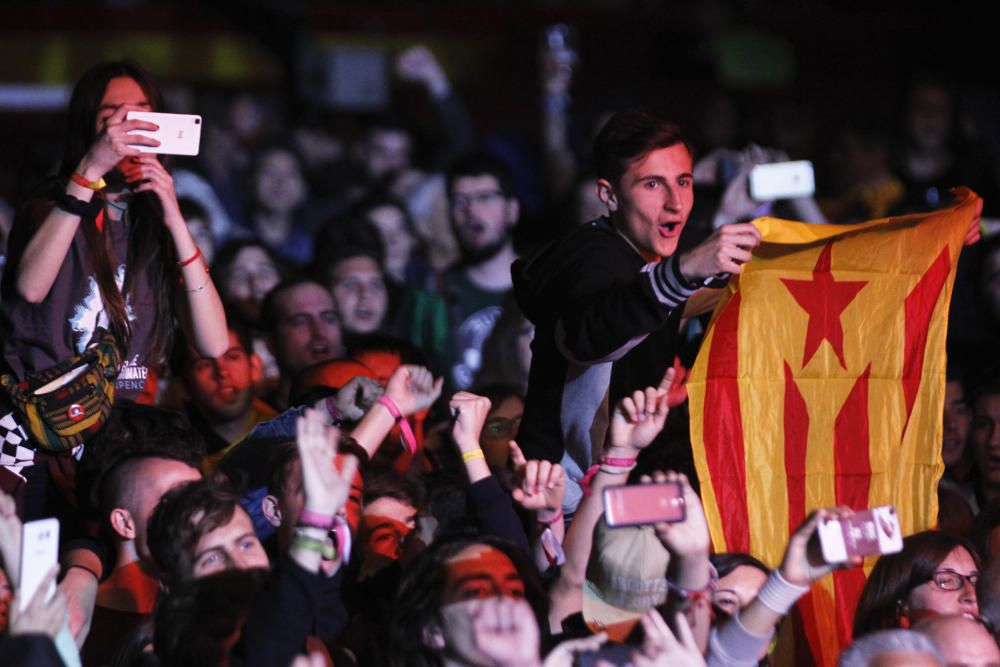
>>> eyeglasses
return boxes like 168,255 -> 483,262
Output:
451,190 -> 505,210
927,569 -> 979,591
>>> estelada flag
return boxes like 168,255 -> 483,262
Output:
688,188 -> 981,666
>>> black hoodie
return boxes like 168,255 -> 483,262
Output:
511,218 -> 698,509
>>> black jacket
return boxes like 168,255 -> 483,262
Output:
512,218 -> 698,507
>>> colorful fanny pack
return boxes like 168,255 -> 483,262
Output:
0,331 -> 121,453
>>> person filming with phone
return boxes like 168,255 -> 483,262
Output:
0,60 -> 227,645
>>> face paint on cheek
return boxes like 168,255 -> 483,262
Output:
360,514 -> 413,561
442,547 -> 526,605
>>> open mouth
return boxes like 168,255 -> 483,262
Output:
310,342 -> 330,357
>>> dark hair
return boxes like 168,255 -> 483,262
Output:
363,472 -> 423,510
258,276 -> 328,336
244,136 -> 309,213
177,196 -> 209,224
153,569 -> 265,667
57,61 -> 175,359
210,240 -> 287,298
592,108 -> 690,187
710,552 -> 770,580
264,440 -> 300,501
353,191 -> 417,235
146,476 -> 245,590
387,535 -> 547,667
310,224 -> 385,287
446,152 -> 515,198
168,318 -> 253,379
973,501 -> 1000,563
853,530 -> 981,637
75,402 -> 205,518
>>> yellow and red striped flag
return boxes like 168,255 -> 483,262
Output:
688,188 -> 981,666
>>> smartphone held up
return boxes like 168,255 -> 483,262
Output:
126,111 -> 202,156
817,505 -> 903,564
603,481 -> 686,528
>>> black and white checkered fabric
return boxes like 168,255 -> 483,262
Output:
0,410 -> 34,471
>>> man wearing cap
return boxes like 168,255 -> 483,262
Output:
513,108 -> 761,510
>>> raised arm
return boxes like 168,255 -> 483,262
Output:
707,508 -> 861,667
289,408 -> 358,575
15,104 -> 156,303
547,369 -> 673,632
350,365 -> 442,459
122,153 -> 228,357
509,441 -> 566,572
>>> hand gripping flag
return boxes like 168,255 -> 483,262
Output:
688,188 -> 981,666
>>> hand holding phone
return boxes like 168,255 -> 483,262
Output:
603,481 -> 686,528
748,160 -> 815,201
126,111 -> 202,156
817,506 -> 903,564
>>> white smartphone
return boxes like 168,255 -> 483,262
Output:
817,506 -> 903,564
18,518 -> 60,611
126,111 -> 202,156
749,160 -> 815,201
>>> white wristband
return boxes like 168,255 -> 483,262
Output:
756,569 -> 810,615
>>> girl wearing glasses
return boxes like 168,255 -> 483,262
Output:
853,531 -> 980,637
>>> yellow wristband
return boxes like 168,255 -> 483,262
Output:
71,173 -> 107,191
462,448 -> 485,463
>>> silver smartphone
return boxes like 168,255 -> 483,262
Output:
126,111 -> 202,156
19,518 -> 59,611
749,160 -> 815,201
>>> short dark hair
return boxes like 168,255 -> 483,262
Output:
853,530 -> 980,638
710,551 -> 769,579
76,402 -> 205,518
177,197 -> 209,224
311,242 -> 385,291
592,108 -> 689,186
446,152 -> 515,198
147,476 -> 245,590
265,441 -> 301,501
258,276 -> 328,336
168,319 -> 253,379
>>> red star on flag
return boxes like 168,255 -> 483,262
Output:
780,242 -> 868,369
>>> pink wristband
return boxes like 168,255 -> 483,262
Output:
377,395 -> 417,454
298,508 -> 335,530
537,507 -> 563,526
600,456 -> 637,467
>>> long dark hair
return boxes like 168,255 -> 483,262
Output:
852,530 -> 981,637
59,60 -> 176,360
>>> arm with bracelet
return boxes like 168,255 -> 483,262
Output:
651,470 -> 714,654
349,365 -> 442,461
288,408 -> 359,576
449,392 -> 531,555
707,508 -> 862,667
547,369 -> 674,633
507,441 -> 567,573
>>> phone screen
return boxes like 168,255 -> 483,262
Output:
19,518 -> 60,611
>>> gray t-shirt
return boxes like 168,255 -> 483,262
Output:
2,200 -> 157,400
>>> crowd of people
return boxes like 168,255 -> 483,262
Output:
0,37 -> 998,667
